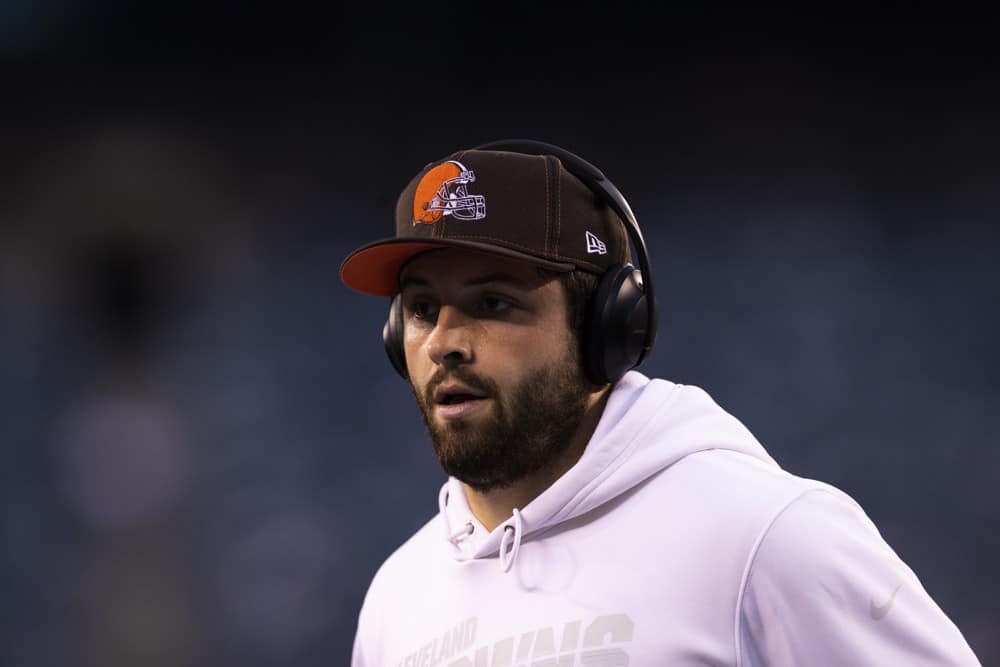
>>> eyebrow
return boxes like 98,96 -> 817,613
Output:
399,271 -> 534,292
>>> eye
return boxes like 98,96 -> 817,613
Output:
407,299 -> 438,321
480,295 -> 513,314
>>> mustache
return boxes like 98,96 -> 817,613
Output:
423,366 -> 498,405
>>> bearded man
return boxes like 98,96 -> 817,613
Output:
339,140 -> 980,666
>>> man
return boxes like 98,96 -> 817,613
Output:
340,141 -> 980,666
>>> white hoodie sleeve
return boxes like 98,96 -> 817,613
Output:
738,487 -> 981,666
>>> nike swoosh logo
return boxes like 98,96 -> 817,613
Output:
870,584 -> 902,620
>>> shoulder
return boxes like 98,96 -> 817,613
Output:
748,483 -> 878,566
736,485 -> 981,665
738,483 -> 882,599
352,513 -> 445,665
657,448 -> 827,523
365,512 -> 444,600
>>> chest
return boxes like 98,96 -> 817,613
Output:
381,496 -> 760,667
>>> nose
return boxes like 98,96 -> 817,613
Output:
425,305 -> 474,368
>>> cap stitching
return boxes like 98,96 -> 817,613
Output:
437,234 -> 604,271
352,237 -> 607,275
543,156 -> 551,256
440,234 -> 553,255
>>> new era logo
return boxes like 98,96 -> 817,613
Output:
586,231 -> 607,255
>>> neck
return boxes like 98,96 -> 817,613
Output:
464,386 -> 611,532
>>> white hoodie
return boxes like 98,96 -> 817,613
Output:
352,372 -> 980,666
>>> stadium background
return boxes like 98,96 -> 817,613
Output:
1,3 -> 997,665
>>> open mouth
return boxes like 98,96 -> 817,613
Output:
433,384 -> 489,417
439,393 -> 485,406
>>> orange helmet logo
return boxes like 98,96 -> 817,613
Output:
412,160 -> 486,225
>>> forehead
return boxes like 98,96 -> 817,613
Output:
398,248 -> 558,292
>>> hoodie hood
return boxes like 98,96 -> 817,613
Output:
438,371 -> 778,568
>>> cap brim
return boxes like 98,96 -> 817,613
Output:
340,238 -> 577,296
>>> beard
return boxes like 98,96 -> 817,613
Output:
411,350 -> 593,493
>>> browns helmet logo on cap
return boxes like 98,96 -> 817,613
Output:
412,160 -> 486,225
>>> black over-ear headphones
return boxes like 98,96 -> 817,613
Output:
383,139 -> 658,385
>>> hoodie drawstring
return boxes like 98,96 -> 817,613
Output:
441,484 -> 523,573
499,508 -> 523,573
439,484 -> 474,546
449,521 -> 474,542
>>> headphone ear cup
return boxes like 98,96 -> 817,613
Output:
383,295 -> 409,380
583,265 -> 649,385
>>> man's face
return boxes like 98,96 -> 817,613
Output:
398,248 -> 593,492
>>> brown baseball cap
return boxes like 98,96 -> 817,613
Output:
339,148 -> 628,296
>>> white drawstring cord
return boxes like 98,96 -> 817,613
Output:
441,484 -> 521,571
439,484 -> 474,545
498,508 -> 523,573
449,521 -> 474,542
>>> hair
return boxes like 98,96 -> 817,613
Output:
535,267 -> 600,333
558,269 -> 600,336
535,267 -> 602,384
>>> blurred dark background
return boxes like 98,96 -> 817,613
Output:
1,3 -> 997,665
